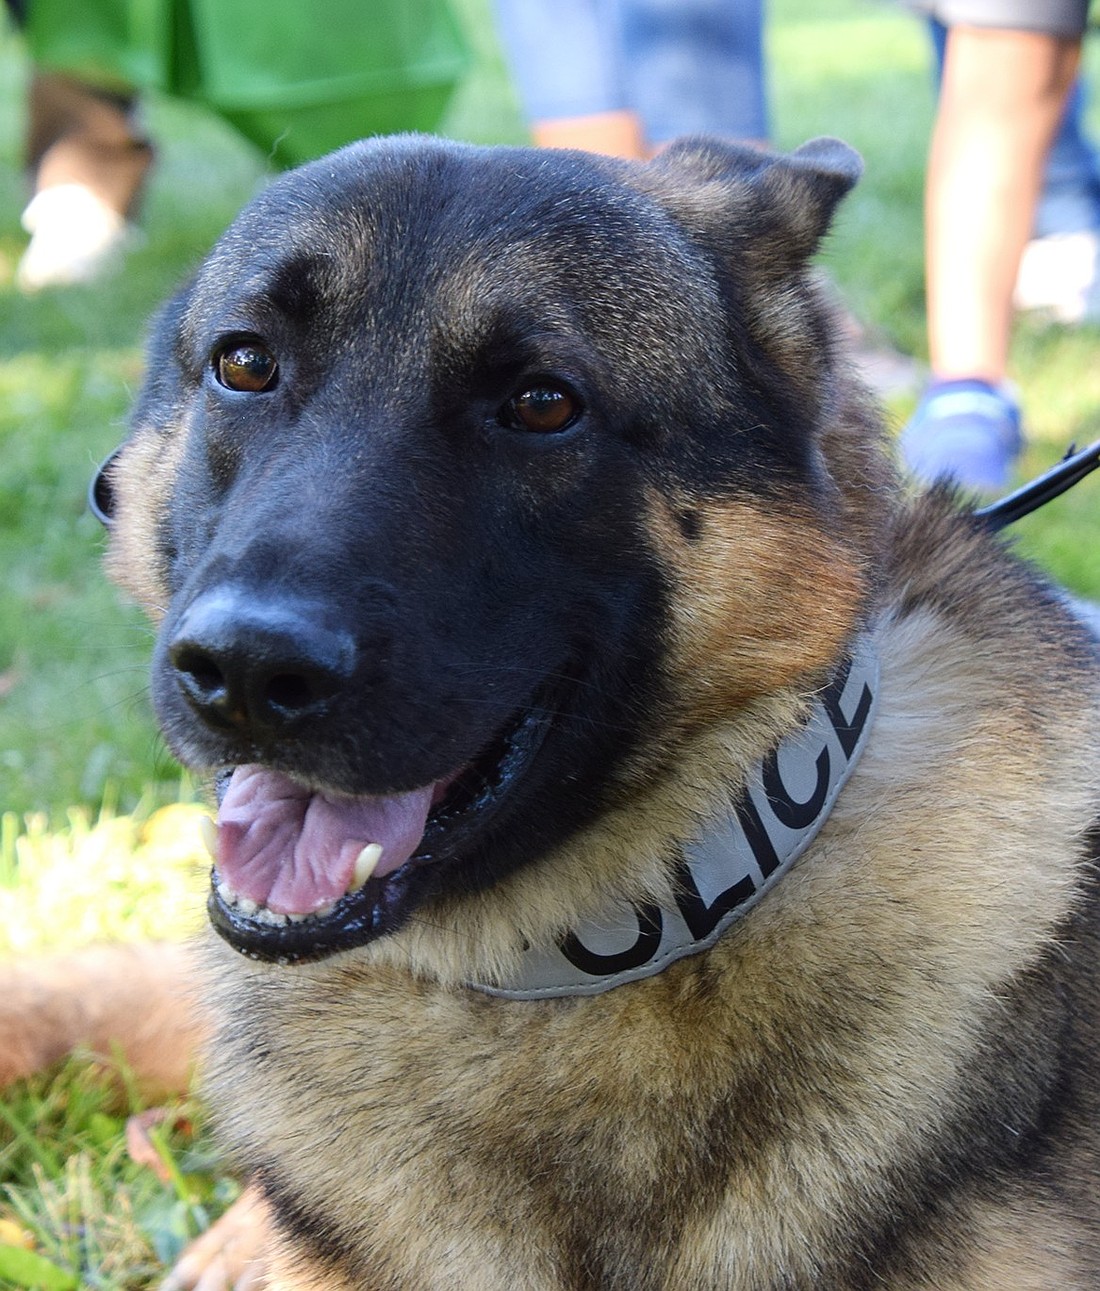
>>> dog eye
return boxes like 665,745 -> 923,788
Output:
502,383 -> 581,434
214,341 -> 279,392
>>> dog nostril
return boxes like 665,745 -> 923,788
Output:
265,672 -> 319,714
172,646 -> 229,704
166,589 -> 360,738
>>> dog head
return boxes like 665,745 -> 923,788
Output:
101,135 -> 890,963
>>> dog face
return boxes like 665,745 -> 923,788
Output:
103,135 -> 879,965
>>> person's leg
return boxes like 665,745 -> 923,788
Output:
493,0 -> 646,157
26,71 -> 153,218
528,110 -> 646,156
930,14 -> 1100,323
494,0 -> 768,159
902,24 -> 1080,489
17,71 -> 152,291
927,26 -> 1079,383
618,0 -> 768,148
928,15 -> 1100,240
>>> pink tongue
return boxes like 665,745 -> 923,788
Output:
215,765 -> 436,916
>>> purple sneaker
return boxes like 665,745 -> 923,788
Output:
900,379 -> 1024,492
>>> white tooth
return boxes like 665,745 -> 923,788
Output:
237,896 -> 259,917
217,881 -> 237,906
352,843 -> 383,889
199,815 -> 219,862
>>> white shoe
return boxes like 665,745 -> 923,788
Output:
15,184 -> 141,292
1014,229 -> 1100,324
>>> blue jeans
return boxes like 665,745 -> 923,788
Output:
493,0 -> 768,143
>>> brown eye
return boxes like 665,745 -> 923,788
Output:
214,341 -> 279,392
504,383 -> 581,434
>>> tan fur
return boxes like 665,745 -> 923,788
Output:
103,420 -> 184,617
196,562 -> 1099,1287
46,468 -> 1092,1288
655,494 -> 868,721
947,1200 -> 1089,1291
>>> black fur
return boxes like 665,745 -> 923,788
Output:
136,136 -> 858,958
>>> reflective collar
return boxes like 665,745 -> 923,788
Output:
467,636 -> 879,1000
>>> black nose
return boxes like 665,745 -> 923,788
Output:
168,588 -> 356,738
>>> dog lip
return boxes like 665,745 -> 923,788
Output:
206,677 -> 562,963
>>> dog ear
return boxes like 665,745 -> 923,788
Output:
643,136 -> 863,273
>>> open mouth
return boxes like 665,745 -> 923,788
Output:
206,693 -> 555,963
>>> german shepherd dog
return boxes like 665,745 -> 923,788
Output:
91,135 -> 1100,1288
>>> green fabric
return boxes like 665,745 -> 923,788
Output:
25,0 -> 469,165
26,0 -> 172,94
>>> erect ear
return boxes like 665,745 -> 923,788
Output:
642,135 -> 863,272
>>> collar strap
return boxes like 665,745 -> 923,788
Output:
467,635 -> 879,1000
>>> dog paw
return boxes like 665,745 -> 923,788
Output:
160,1185 -> 271,1290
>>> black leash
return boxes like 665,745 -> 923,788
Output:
975,437 -> 1100,530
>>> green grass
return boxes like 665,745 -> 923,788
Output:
0,0 -> 1099,1284
0,800 -> 218,1287
0,66 -> 271,823
0,1067 -> 238,1290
